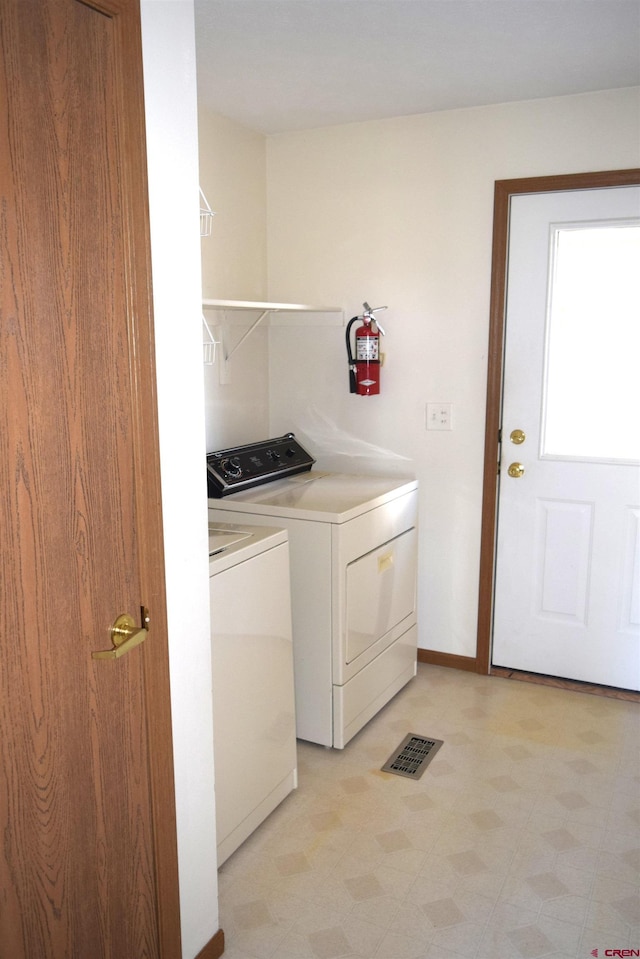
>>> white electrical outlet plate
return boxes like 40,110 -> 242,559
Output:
426,403 -> 453,430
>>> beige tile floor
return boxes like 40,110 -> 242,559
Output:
217,664 -> 640,959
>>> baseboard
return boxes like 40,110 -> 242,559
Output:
417,649 -> 479,673
195,928 -> 225,959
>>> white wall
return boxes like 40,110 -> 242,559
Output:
199,111 -> 267,301
198,110 -> 270,451
141,4 -> 219,958
265,87 -> 640,658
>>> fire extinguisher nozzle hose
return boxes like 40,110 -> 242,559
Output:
346,316 -> 359,393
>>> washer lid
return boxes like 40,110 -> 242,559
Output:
208,527 -> 252,556
208,472 -> 418,523
208,523 -> 289,573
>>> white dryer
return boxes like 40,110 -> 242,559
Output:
208,523 -> 297,865
207,435 -> 418,749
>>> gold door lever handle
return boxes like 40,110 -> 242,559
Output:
92,607 -> 150,660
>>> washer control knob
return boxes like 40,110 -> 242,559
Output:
221,456 -> 242,478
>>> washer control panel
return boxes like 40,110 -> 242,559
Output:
207,433 -> 315,497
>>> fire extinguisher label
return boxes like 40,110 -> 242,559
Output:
356,337 -> 378,360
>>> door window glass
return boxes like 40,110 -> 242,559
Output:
542,220 -> 640,463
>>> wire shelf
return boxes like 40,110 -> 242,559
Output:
202,314 -> 220,365
199,187 -> 215,238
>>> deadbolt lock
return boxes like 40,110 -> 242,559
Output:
507,462 -> 525,479
510,429 -> 526,445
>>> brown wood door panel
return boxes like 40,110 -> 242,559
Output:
1,1 -> 181,956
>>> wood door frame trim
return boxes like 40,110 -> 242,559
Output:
113,2 -> 182,954
476,168 -> 640,675
195,929 -> 225,959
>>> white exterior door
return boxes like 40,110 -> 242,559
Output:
492,185 -> 640,691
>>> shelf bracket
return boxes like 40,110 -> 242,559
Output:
224,309 -> 272,362
201,300 -> 344,368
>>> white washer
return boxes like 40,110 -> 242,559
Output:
209,472 -> 418,748
209,523 -> 297,866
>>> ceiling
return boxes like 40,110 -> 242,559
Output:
194,0 -> 640,135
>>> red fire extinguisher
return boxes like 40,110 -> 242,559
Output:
346,302 -> 387,396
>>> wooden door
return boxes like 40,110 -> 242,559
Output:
0,1 -> 181,956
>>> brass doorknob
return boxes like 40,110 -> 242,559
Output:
510,429 -> 526,445
507,462 -> 525,478
92,607 -> 150,660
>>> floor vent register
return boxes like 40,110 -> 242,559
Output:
381,733 -> 444,780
